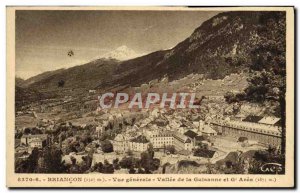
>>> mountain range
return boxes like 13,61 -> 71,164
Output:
17,11 -> 285,97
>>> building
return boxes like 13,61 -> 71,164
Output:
112,134 -> 130,153
145,129 -> 198,152
148,130 -> 174,149
184,130 -> 198,140
129,135 -> 150,152
21,134 -> 48,148
192,120 -> 217,136
193,148 -> 216,159
258,116 -> 281,126
183,130 -> 205,147
96,125 -> 106,138
194,135 -> 206,146
211,118 -> 281,147
200,124 -> 217,136
172,131 -> 193,151
29,138 -> 45,148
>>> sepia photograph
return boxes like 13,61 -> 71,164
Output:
6,6 -> 294,188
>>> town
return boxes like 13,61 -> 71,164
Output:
98,92 -> 200,109
14,73 -> 284,174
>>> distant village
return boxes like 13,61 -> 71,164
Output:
15,74 -> 284,174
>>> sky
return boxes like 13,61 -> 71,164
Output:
16,10 -> 219,79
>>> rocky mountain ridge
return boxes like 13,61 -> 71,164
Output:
19,11 -> 285,96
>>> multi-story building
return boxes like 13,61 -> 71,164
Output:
183,130 -> 206,146
200,124 -> 217,136
172,131 -> 193,151
129,135 -> 150,152
112,128 -> 202,153
148,130 -> 174,149
146,129 -> 200,152
112,134 -> 130,153
29,138 -> 45,148
211,117 -> 281,147
21,134 -> 48,149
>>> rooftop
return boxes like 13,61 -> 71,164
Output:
195,135 -> 205,141
243,115 -> 264,123
193,149 -> 216,158
211,119 -> 281,137
201,125 -> 217,134
21,134 -> 48,139
184,130 -> 198,139
258,116 -> 281,125
130,135 -> 149,144
114,134 -> 129,142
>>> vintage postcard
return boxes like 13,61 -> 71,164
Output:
6,6 -> 294,188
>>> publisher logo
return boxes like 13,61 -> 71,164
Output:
260,163 -> 283,174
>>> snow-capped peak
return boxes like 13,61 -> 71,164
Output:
101,45 -> 143,61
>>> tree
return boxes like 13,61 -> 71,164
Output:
162,163 -> 171,174
91,162 -> 104,173
147,143 -> 154,159
65,141 -> 78,154
69,157 -> 81,173
101,140 -> 113,153
232,102 -> 240,115
58,80 -> 65,88
245,12 -> 286,155
140,147 -> 160,173
224,92 -> 236,103
24,128 -> 31,135
43,146 -> 67,173
80,155 -> 93,173
28,147 -> 40,172
113,158 -> 120,170
165,145 -> 176,154
119,156 -> 135,169
137,167 -> 145,174
140,151 -> 152,173
16,147 -> 40,173
75,142 -> 85,153
224,92 -> 246,104
128,166 -> 136,174
80,131 -> 93,145
151,158 -> 161,171
102,159 -> 114,174
126,150 -> 133,156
